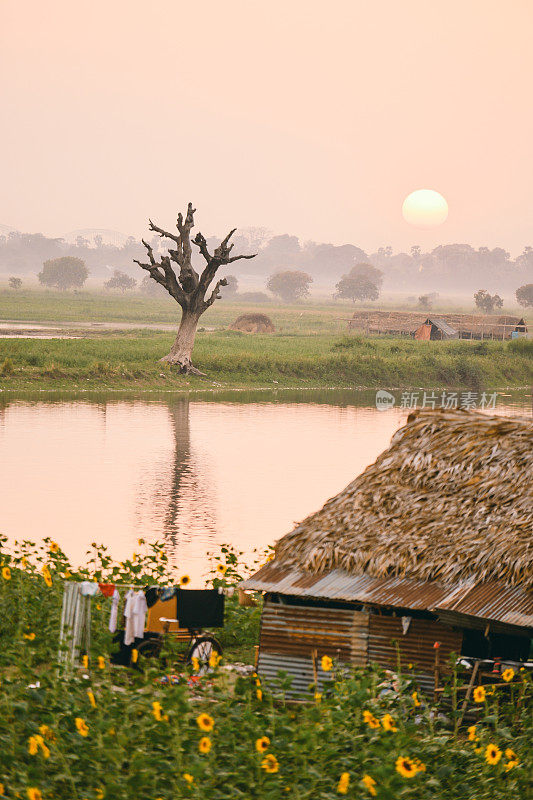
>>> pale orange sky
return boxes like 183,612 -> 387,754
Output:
1,0 -> 532,253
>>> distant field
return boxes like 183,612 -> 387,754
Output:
1,329 -> 531,392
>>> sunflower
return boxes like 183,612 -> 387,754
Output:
131,649 -> 139,664
256,688 -> 263,701
196,713 -> 214,732
2,567 -> 11,581
41,565 -> 53,587
395,756 -> 418,778
256,736 -> 270,753
209,651 -> 221,668
473,686 -> 486,703
485,744 -> 502,765
505,748 -> 518,762
152,701 -> 163,721
362,775 -> 377,796
97,656 -> 106,670
381,713 -> 398,732
199,736 -> 212,754
412,691 -> 421,707
180,575 -> 191,586
467,725 -> 478,742
82,655 -> 89,669
28,736 -> 39,756
321,655 -> 333,672
505,759 -> 518,771
502,668 -> 514,683
49,542 -> 59,553
216,564 -> 227,574
26,790 -> 42,800
38,725 -> 55,742
314,692 -> 322,703
336,772 -> 350,794
183,773 -> 194,784
87,690 -> 97,708
261,754 -> 279,773
75,717 -> 89,737
363,710 -> 380,730
191,656 -> 200,672
23,633 -> 36,641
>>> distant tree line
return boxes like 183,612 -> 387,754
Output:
2,227 -> 532,293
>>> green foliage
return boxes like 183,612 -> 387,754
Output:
266,271 -> 313,303
38,257 -> 89,290
0,357 -> 14,376
515,283 -> 533,308
0,537 -> 531,798
507,337 -> 533,355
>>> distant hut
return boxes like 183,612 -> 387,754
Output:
230,313 -> 275,333
415,317 -> 458,340
242,410 -> 533,695
347,311 -> 528,340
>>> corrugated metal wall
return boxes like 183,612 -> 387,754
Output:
368,615 -> 463,694
257,601 -> 369,693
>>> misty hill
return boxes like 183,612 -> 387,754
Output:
1,227 -> 531,293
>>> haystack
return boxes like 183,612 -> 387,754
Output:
275,409 -> 533,588
229,313 -> 275,333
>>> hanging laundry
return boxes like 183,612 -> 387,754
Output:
98,583 -> 116,598
161,586 -> 177,602
108,588 -> 120,633
144,586 -> 161,608
124,589 -> 148,645
80,581 -> 99,597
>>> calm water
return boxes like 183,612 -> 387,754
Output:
0,389 -> 529,582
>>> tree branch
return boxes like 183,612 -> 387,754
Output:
203,277 -> 228,310
197,228 -> 257,296
148,219 -> 181,247
134,239 -> 187,307
192,232 -> 212,263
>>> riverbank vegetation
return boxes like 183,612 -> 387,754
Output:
0,537 -> 530,799
1,330 -> 532,392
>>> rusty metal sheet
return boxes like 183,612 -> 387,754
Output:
259,601 -> 368,665
242,562 -> 533,633
434,582 -> 533,632
242,563 -> 457,610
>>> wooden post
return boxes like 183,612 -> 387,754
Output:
311,648 -> 319,688
253,645 -> 259,671
433,642 -> 441,703
456,661 -> 480,730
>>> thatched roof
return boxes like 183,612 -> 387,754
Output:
348,311 -> 527,338
230,313 -> 275,333
274,410 -> 533,589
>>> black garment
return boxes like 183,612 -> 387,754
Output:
177,589 -> 224,629
144,586 -> 161,608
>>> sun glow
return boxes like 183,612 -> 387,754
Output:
402,189 -> 448,227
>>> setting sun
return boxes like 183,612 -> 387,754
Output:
402,189 -> 448,227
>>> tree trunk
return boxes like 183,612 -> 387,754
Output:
160,308 -> 204,374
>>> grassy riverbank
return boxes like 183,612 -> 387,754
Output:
1,331 -> 532,392
0,538 -> 531,799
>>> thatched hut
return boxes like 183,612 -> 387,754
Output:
415,317 -> 458,340
230,313 -> 275,333
348,311 -> 528,340
242,410 -> 533,694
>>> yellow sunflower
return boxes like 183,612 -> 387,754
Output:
191,656 -> 200,672
412,691 -> 421,707
26,790 -> 42,800
321,655 -> 333,672
152,701 -> 163,721
199,736 -> 212,754
23,633 -> 36,641
467,725 -> 478,742
381,713 -> 398,732
75,717 -> 89,737
362,775 -> 377,796
485,744 -> 502,765
363,710 -> 380,730
49,542 -> 59,553
38,725 -> 55,741
41,565 -> 53,587
256,689 -> 263,701
256,736 -> 270,753
87,690 -> 97,708
97,656 -> 106,670
209,651 -> 221,668
261,753 -> 279,773
337,772 -> 350,794
180,575 -> 191,586
28,736 -> 39,756
183,773 -> 194,784
131,649 -> 139,664
82,655 -> 89,669
2,567 -> 11,581
395,756 -> 418,778
502,668 -> 514,683
505,748 -> 518,762
473,686 -> 486,703
216,564 -> 227,574
196,713 -> 215,732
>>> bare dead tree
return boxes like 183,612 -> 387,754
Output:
134,203 -> 256,374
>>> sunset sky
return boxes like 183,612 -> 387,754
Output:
1,0 -> 532,253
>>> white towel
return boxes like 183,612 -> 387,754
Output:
108,588 -> 120,633
124,589 -> 147,645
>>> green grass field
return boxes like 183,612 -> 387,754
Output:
1,289 -> 531,392
1,329 -> 531,392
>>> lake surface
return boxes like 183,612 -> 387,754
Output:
0,389 -> 529,583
